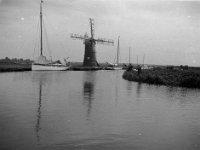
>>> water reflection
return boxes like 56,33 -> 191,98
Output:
113,71 -> 120,104
126,81 -> 142,99
136,83 -> 142,98
32,72 -> 52,144
126,81 -> 133,96
1,71 -> 200,150
114,84 -> 119,105
35,80 -> 42,143
165,86 -> 200,104
180,88 -> 188,97
82,71 -> 96,120
166,86 -> 178,99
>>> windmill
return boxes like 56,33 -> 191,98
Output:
71,18 -> 114,67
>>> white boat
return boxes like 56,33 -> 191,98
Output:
32,55 -> 69,71
32,64 -> 68,71
113,64 -> 122,70
32,0 -> 70,71
32,56 -> 69,71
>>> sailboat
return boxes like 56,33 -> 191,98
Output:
32,0 -> 70,71
113,36 -> 122,70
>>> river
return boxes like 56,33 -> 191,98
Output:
0,70 -> 200,150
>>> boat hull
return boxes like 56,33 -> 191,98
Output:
113,67 -> 123,70
32,64 -> 70,71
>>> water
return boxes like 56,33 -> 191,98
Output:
0,70 -> 200,150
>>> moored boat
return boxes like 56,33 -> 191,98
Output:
113,36 -> 122,70
32,0 -> 70,71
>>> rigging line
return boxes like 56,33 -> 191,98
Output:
43,18 -> 52,59
33,18 -> 40,60
44,15 -> 55,57
119,51 -> 122,64
113,53 -> 117,64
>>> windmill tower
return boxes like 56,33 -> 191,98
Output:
71,18 -> 114,67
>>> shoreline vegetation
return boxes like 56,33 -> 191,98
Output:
0,57 -> 126,72
1,55 -> 200,91
123,65 -> 200,89
0,57 -> 32,72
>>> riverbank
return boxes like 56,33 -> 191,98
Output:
0,60 -> 125,72
0,58 -> 32,72
0,62 -> 116,72
0,63 -> 31,72
123,67 -> 200,89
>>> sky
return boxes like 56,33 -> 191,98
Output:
0,0 -> 200,66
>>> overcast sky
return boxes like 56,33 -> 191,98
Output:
0,0 -> 200,66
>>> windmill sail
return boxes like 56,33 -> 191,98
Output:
70,18 -> 114,67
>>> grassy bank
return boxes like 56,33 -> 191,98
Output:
123,68 -> 200,89
0,63 -> 31,72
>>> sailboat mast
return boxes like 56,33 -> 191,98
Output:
116,36 -> 120,65
40,0 -> 43,56
129,47 -> 131,64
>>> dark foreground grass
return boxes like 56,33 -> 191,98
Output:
123,68 -> 200,89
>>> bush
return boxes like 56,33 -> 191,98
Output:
123,68 -> 200,89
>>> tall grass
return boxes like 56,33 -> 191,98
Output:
123,68 -> 200,88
